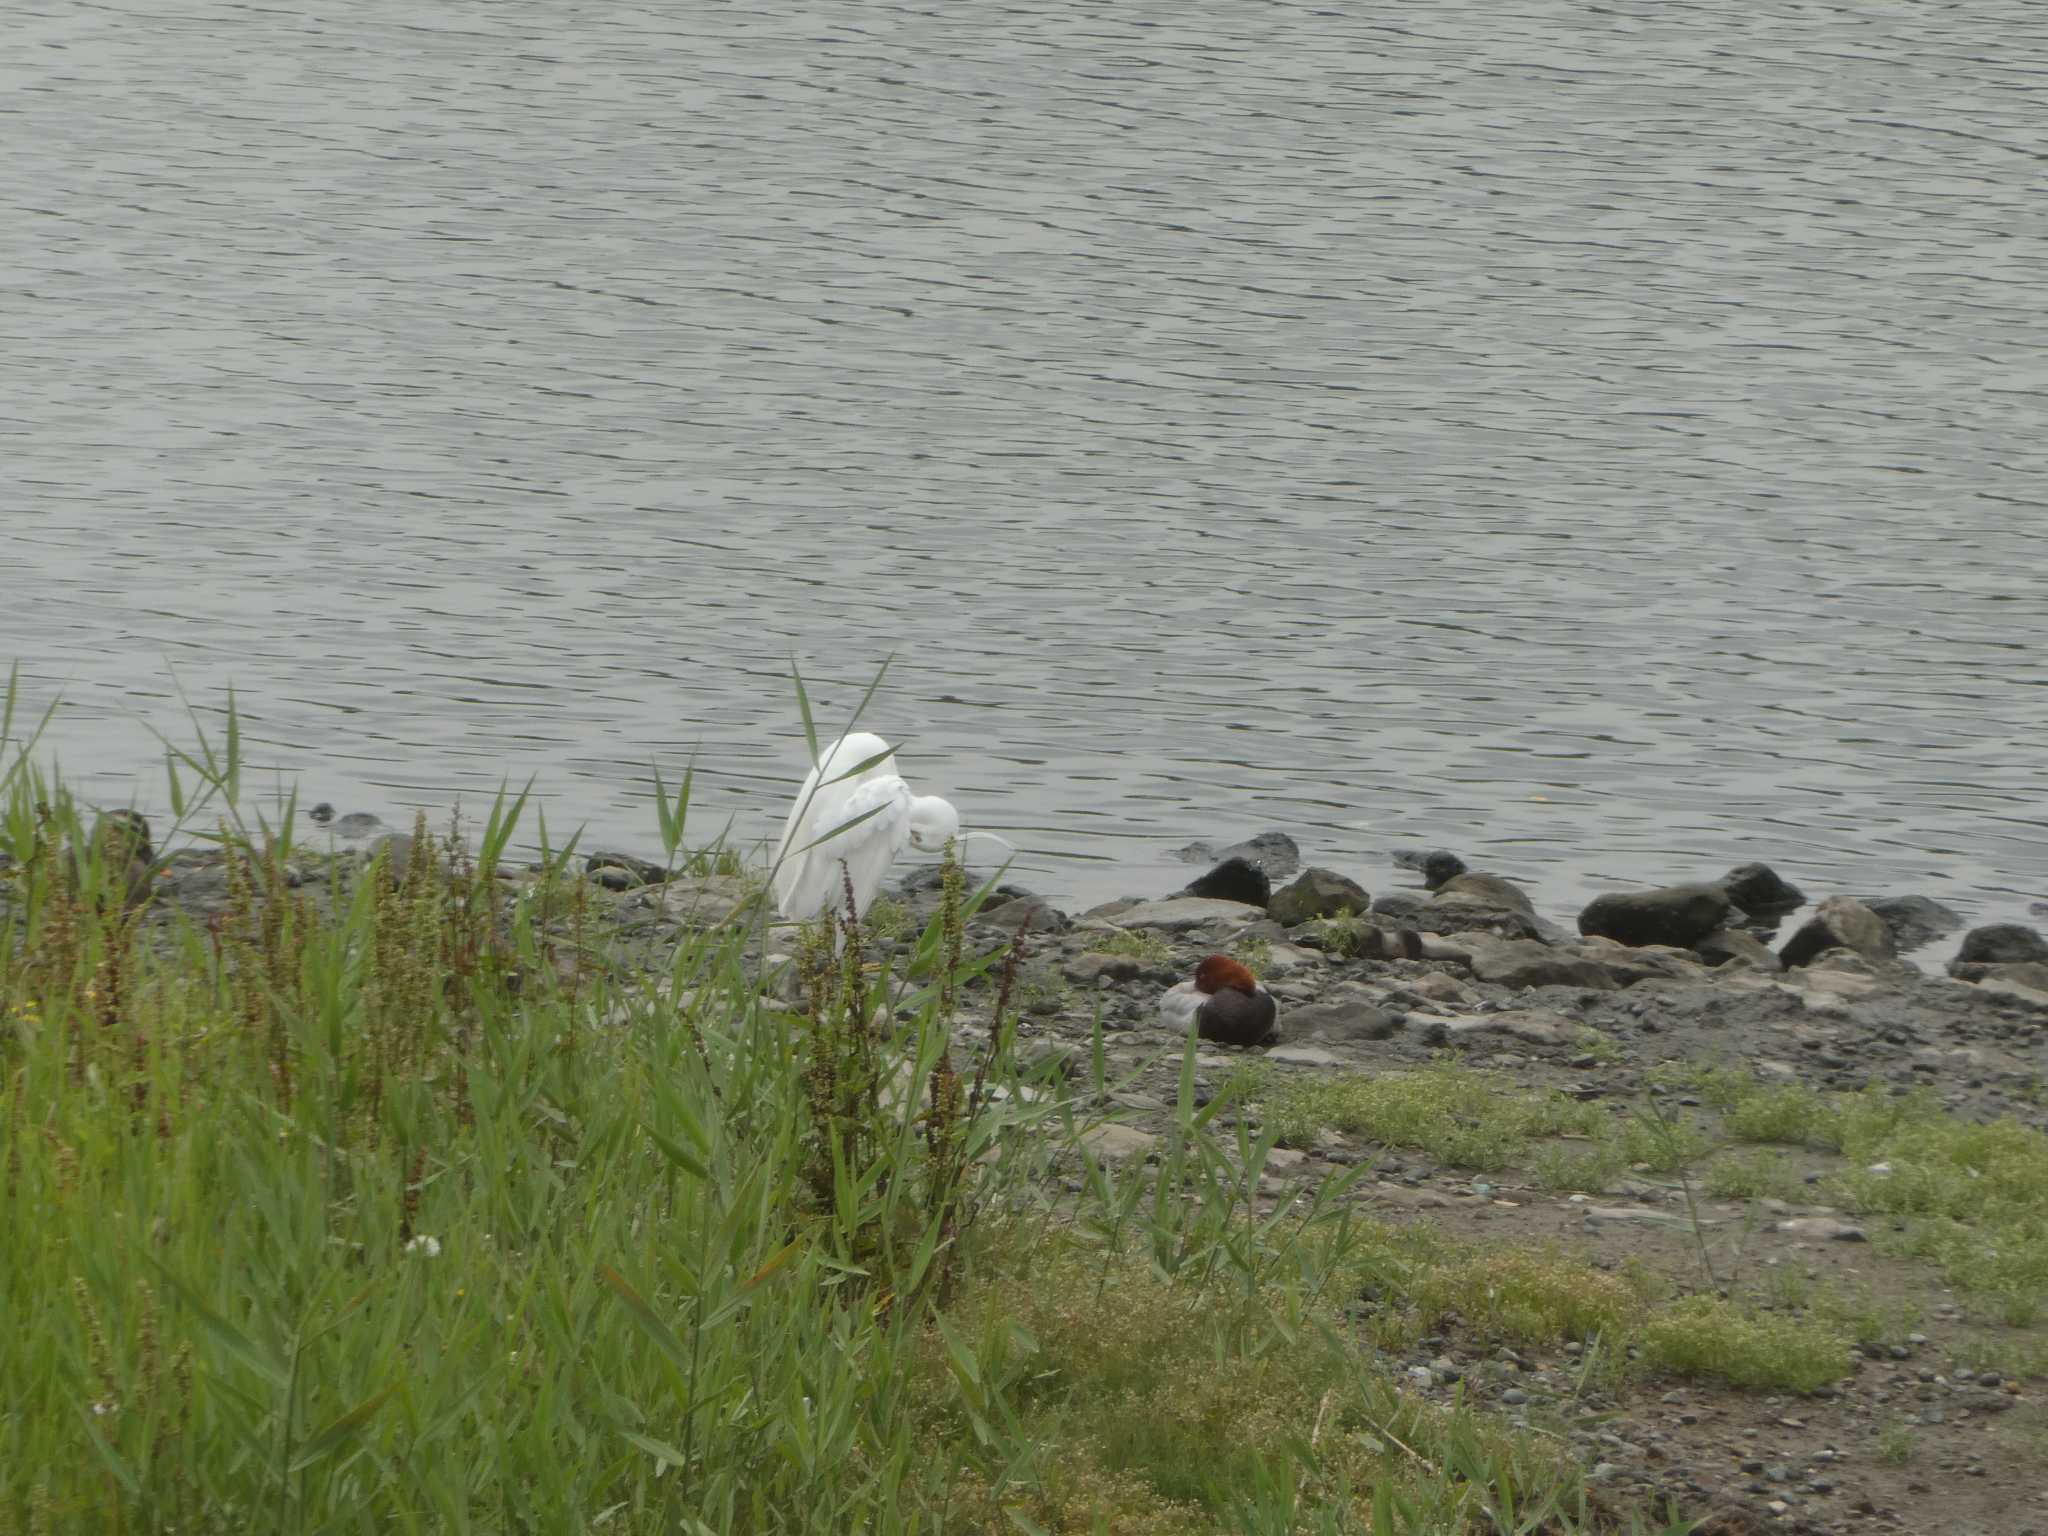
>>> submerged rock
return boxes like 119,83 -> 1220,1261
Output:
1578,885 -> 1735,949
1779,896 -> 1897,969
1433,870 -> 1537,918
1171,831 -> 1301,881
1718,862 -> 1805,915
1182,855 -> 1271,908
1954,923 -> 2048,967
1861,894 -> 1965,953
1269,868 -> 1370,926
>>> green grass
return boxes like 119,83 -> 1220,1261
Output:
1245,1062 -> 1607,1171
1702,1149 -> 1801,1202
1085,928 -> 1174,967
4,668 -> 1714,1535
1637,1296 -> 1852,1394
1661,1064 -> 2048,1322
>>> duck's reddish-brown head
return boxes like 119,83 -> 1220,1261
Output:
1194,954 -> 1260,997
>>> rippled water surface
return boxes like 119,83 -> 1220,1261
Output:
4,0 -> 2045,921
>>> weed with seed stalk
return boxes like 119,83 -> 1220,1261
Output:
1876,1419 -> 1916,1465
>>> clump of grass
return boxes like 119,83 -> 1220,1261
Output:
1876,1419 -> 1916,1464
1531,1142 -> 1626,1195
1637,1295 -> 1852,1393
1235,934 -> 1273,976
1086,927 -> 1173,966
1248,1062 -> 1606,1170
1313,911 -> 1378,959
1704,1148 -> 1801,1202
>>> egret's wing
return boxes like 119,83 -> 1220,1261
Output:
775,775 -> 912,921
771,733 -> 895,908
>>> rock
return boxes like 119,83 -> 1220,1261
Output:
1182,855 -> 1271,908
1582,1205 -> 1686,1227
1954,923 -> 2048,967
1269,868 -> 1371,926
1433,870 -> 1537,918
587,850 -> 668,887
1780,896 -> 1897,969
1773,1217 -> 1868,1242
1105,897 -> 1265,933
1719,863 -> 1806,914
972,896 -> 1070,934
1694,928 -> 1783,971
1578,885 -> 1736,949
1064,952 -> 1144,985
1951,963 -> 2048,1008
1080,1124 -> 1158,1163
1569,941 -> 1706,989
1264,1044 -> 1345,1068
1420,1008 -> 1576,1047
1464,938 -> 1619,992
1861,895 -> 1964,953
1370,891 -> 1432,924
643,874 -> 754,928
1285,986 -> 1404,1043
1171,831 -> 1301,880
1403,971 -> 1479,1006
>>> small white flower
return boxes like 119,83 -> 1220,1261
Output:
92,1399 -> 118,1417
404,1235 -> 441,1258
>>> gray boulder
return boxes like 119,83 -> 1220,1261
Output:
1779,896 -> 1897,969
1433,870 -> 1536,917
1694,928 -> 1782,971
1270,868 -> 1370,926
1284,985 -> 1404,1043
1465,938 -> 1619,991
1578,885 -> 1736,949
1955,924 -> 2048,967
1861,895 -> 1964,954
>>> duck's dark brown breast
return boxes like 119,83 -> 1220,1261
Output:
1196,987 -> 1278,1047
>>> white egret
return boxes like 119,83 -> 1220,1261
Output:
1157,954 -> 1278,1046
771,731 -> 962,923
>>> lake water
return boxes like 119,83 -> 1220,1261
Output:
4,0 -> 2044,927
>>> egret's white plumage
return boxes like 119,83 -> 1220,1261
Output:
771,732 -> 961,922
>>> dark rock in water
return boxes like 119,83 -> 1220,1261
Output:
1465,938 -> 1618,991
1433,870 -> 1536,917
1172,831 -> 1302,881
308,802 -> 336,825
1954,923 -> 2048,967
1578,885 -> 1735,949
1183,855 -> 1271,908
1861,895 -> 1964,953
1269,868 -> 1370,926
2032,901 -> 2048,920
1780,896 -> 1897,969
1694,928 -> 1782,971
1719,863 -> 1805,914
1391,848 -> 1465,887
1423,900 -> 1546,943
588,850 -> 668,887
